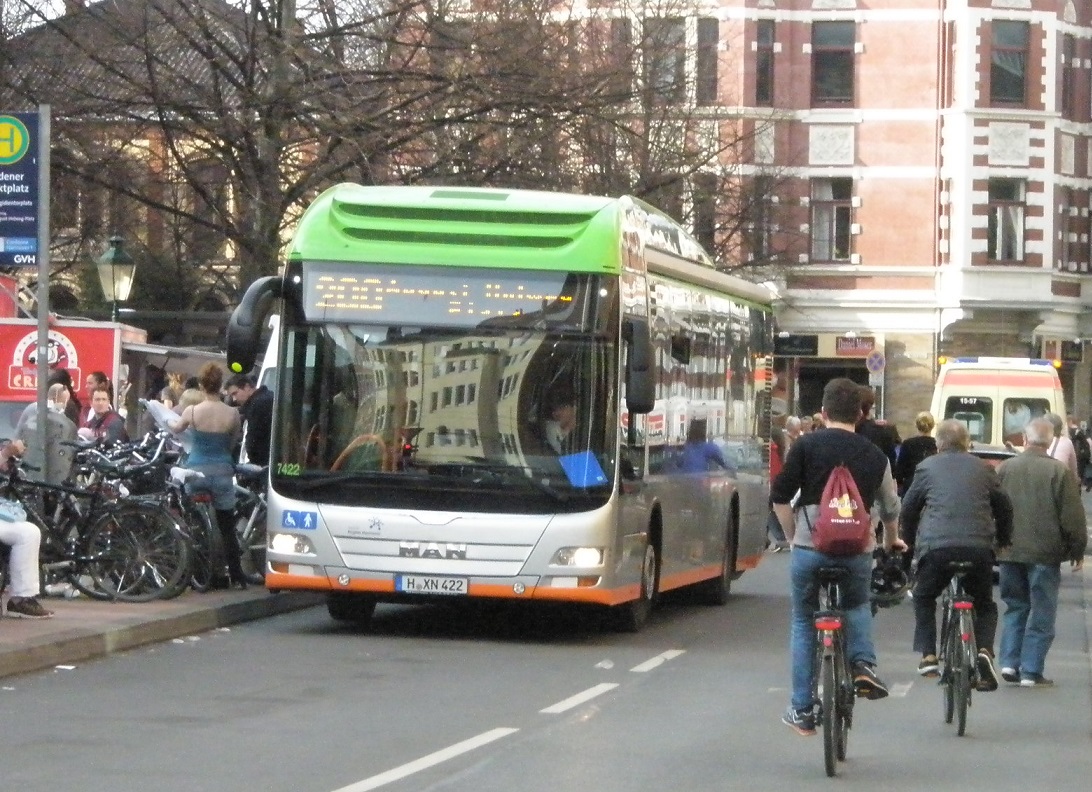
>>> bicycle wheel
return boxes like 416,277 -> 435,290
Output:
821,654 -> 838,777
84,503 -> 190,602
955,615 -> 973,736
236,500 -> 266,584
186,503 -> 217,593
836,652 -> 853,760
941,606 -> 955,724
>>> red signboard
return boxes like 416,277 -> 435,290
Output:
0,275 -> 19,318
0,321 -> 118,401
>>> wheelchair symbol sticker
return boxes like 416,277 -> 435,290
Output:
282,510 -> 318,529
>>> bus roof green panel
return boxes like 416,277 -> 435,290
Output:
291,184 -> 623,274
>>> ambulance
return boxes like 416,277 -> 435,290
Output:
929,357 -> 1066,449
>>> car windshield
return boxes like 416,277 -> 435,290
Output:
271,268 -> 619,513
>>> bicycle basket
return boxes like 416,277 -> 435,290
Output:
870,553 -> 909,608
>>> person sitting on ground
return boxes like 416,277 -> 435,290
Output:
0,439 -> 54,618
900,419 -> 1012,690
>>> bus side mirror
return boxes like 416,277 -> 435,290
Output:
623,317 -> 655,415
227,276 -> 281,374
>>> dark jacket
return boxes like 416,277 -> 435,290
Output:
857,417 -> 900,471
241,385 -> 274,465
893,434 -> 938,495
771,427 -> 900,549
997,448 -> 1088,564
87,409 -> 129,445
900,450 -> 1012,559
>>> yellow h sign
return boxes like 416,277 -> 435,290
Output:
0,116 -> 31,165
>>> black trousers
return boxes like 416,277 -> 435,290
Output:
912,546 -> 997,656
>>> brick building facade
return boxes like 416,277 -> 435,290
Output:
706,0 -> 1092,430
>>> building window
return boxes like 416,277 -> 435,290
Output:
987,178 -> 1025,262
1061,35 -> 1076,119
695,18 -> 719,105
609,17 -> 634,98
692,172 -> 718,252
811,21 -> 855,106
991,20 -> 1029,106
810,178 -> 852,261
756,20 -> 775,106
644,17 -> 686,104
749,175 -> 775,263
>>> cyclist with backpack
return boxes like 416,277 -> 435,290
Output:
772,377 -> 905,736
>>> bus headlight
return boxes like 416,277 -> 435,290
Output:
269,532 -> 315,555
551,546 -> 604,567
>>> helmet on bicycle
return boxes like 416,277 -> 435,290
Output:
870,553 -> 909,608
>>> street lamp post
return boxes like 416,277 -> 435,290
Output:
95,236 -> 137,322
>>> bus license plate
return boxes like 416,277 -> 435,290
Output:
395,574 -> 468,595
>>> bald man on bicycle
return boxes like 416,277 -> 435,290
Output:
900,419 -> 1012,690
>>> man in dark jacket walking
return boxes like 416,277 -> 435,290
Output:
996,418 -> 1087,687
900,419 -> 1012,690
225,373 -> 274,466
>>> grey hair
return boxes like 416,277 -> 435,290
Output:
1043,412 -> 1064,438
935,419 -> 970,452
1024,418 -> 1054,448
786,416 -> 802,432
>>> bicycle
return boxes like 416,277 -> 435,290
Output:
813,566 -> 856,777
233,463 -> 267,584
162,466 -> 222,592
1,452 -> 191,602
938,561 -> 978,736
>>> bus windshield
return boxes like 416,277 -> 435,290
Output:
272,268 -> 619,513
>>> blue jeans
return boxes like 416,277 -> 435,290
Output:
998,562 -> 1061,677
789,547 -> 876,711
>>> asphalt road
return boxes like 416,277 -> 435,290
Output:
2,552 -> 1089,792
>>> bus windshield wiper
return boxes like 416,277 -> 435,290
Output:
294,472 -> 382,492
431,461 -> 569,502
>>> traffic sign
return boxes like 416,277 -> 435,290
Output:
865,349 -> 885,373
0,111 -> 40,267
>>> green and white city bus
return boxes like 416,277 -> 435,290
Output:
228,184 -> 774,630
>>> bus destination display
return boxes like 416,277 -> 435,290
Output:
303,262 -> 571,326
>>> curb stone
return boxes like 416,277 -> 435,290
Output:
0,591 -> 324,680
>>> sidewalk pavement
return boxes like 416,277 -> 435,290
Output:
0,586 -> 324,679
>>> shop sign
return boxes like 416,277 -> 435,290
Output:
774,334 -> 819,356
835,335 -> 876,357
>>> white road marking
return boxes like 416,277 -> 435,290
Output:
540,683 -> 619,714
889,682 -> 913,698
330,727 -> 519,792
630,649 -> 686,673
